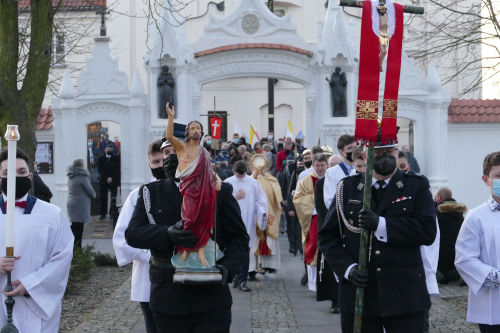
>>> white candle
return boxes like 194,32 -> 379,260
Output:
4,125 -> 20,251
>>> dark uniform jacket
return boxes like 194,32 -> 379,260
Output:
97,154 -> 120,185
318,170 -> 437,317
125,180 -> 249,316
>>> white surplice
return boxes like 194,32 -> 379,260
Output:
0,195 -> 74,333
225,175 -> 268,248
455,200 -> 500,325
420,218 -> 440,297
113,187 -> 151,302
323,162 -> 353,209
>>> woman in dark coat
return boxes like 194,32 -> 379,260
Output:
67,158 -> 96,248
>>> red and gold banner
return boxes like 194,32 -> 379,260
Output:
354,1 -> 380,144
381,3 -> 404,144
355,1 -> 405,145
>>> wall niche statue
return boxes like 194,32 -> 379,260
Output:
158,65 -> 175,119
326,67 -> 347,117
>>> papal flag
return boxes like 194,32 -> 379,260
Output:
250,123 -> 261,145
284,120 -> 294,139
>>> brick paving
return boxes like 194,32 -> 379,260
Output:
75,234 -> 478,333
429,283 -> 479,333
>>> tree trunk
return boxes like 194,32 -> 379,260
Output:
0,0 -> 58,166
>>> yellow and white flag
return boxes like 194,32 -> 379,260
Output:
249,123 -> 261,145
284,120 -> 294,139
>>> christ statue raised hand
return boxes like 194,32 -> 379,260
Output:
165,103 -> 221,267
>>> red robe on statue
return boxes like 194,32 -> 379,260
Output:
176,148 -> 217,252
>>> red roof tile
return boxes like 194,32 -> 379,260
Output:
18,0 -> 105,9
194,43 -> 314,58
448,99 -> 500,123
36,108 -> 54,131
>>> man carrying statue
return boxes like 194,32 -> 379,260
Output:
126,103 -> 249,332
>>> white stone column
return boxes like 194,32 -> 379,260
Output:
424,66 -> 450,193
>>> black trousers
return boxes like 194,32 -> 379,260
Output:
341,311 -> 425,333
480,324 -> 500,333
70,222 -> 84,249
99,182 -> 117,217
140,302 -> 157,333
286,214 -> 301,253
236,248 -> 250,285
152,306 -> 231,333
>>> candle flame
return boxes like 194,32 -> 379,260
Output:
9,130 -> 15,140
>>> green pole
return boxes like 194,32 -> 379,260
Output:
353,146 -> 374,333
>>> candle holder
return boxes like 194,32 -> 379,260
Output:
0,268 -> 18,333
4,125 -> 20,142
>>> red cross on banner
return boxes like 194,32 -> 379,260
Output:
209,116 -> 222,140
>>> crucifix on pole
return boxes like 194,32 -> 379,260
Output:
337,1 -> 424,333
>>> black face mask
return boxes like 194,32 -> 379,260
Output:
163,154 -> 179,181
373,153 -> 397,176
304,161 -> 312,169
296,167 -> 305,175
345,152 -> 354,163
1,176 -> 32,200
151,167 -> 166,180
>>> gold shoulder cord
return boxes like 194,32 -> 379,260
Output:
336,179 -> 361,234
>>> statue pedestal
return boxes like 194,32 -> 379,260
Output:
172,240 -> 225,285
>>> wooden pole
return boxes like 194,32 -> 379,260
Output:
353,146 -> 374,333
339,0 -> 424,14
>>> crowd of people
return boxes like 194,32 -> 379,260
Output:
0,116 -> 498,332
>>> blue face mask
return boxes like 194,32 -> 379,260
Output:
233,139 -> 239,144
206,140 -> 212,145
493,179 -> 500,197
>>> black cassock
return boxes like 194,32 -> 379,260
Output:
125,180 -> 249,316
314,177 -> 338,302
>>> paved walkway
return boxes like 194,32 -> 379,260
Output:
77,217 -> 475,333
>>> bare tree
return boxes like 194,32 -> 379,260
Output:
0,0 -> 105,161
406,0 -> 498,97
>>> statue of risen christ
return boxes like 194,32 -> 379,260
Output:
165,103 -> 221,267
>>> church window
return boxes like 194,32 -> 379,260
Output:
52,32 -> 65,65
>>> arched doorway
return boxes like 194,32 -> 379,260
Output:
86,121 -> 122,218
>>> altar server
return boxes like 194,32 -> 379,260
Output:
0,148 -> 73,333
455,151 -> 500,332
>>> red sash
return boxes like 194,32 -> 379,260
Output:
381,4 -> 404,144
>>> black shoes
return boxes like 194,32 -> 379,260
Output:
238,282 -> 251,292
232,275 -> 239,288
330,299 -> 339,313
300,272 -> 308,286
248,272 -> 259,281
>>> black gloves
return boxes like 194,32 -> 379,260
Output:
348,266 -> 369,288
167,221 -> 197,248
358,209 -> 379,231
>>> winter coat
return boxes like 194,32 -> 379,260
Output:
67,166 -> 96,223
436,199 -> 467,274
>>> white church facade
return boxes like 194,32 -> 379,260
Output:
34,0 -> 500,214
